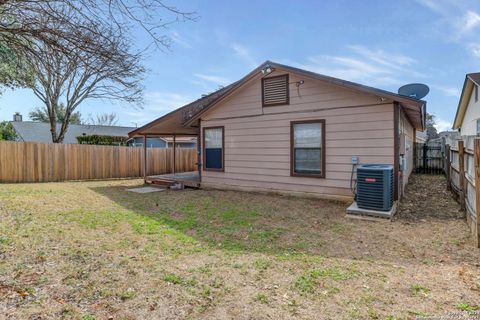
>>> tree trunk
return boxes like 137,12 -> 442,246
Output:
49,103 -> 59,143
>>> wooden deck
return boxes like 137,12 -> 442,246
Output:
146,171 -> 200,188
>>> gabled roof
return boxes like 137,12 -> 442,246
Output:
129,61 -> 426,137
11,121 -> 135,144
453,72 -> 480,129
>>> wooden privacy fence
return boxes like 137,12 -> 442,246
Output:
445,136 -> 480,247
0,141 -> 197,183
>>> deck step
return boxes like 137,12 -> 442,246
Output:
147,179 -> 176,186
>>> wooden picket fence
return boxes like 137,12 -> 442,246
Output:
444,136 -> 480,247
0,141 -> 197,183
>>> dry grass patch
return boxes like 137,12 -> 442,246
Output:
0,175 -> 479,319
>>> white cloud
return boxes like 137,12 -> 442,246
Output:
231,43 -> 258,68
460,10 -> 480,34
170,31 -> 192,49
431,85 -> 461,97
348,45 -> 416,70
194,73 -> 231,86
417,0 -> 480,41
144,92 -> 192,113
434,117 -> 453,132
468,43 -> 480,57
291,45 -> 421,88
118,91 -> 192,126
416,0 -> 444,13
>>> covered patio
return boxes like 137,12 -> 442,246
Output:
128,104 -> 201,188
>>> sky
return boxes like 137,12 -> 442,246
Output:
1,0 -> 480,132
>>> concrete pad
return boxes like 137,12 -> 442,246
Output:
126,187 -> 165,193
346,201 -> 396,220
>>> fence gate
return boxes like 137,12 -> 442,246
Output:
414,141 -> 445,174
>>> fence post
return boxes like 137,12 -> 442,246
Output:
446,144 -> 451,190
459,140 -> 466,210
474,139 -> 480,248
143,135 -> 147,182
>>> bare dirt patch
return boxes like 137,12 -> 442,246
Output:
396,174 -> 464,221
0,175 -> 479,319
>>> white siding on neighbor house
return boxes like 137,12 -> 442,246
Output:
200,69 -> 396,198
460,85 -> 480,136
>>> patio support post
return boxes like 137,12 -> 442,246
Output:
173,134 -> 176,175
143,135 -> 147,183
459,140 -> 466,211
474,138 -> 480,247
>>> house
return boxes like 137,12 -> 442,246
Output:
452,73 -> 480,135
164,137 -> 197,148
126,136 -> 197,148
11,117 -> 136,144
126,136 -> 168,148
416,130 -> 428,144
129,61 -> 426,200
9,114 -> 195,148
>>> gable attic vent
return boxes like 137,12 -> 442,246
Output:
262,74 -> 289,106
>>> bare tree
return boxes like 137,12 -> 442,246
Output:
0,0 -> 195,142
26,19 -> 144,142
87,112 -> 118,126
0,1 -> 195,55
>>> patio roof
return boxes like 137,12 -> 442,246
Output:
128,107 -> 199,136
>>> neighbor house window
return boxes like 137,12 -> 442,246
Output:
477,119 -> 480,136
262,74 -> 289,106
291,120 -> 325,178
476,85 -> 479,102
203,126 -> 224,171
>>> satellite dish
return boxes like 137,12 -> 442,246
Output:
398,83 -> 429,99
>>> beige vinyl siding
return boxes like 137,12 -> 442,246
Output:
200,68 -> 395,198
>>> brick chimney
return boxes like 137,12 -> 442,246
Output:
13,112 -> 22,122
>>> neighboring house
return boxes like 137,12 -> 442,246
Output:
127,136 -> 168,148
453,73 -> 480,135
9,114 -> 195,148
164,137 -> 197,148
129,61 -> 426,200
126,136 -> 197,148
11,117 -> 136,144
438,131 -> 460,140
416,130 -> 428,144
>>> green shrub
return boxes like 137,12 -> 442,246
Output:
76,134 -> 127,145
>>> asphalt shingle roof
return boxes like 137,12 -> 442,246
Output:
467,72 -> 480,86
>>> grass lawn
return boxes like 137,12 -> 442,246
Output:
0,175 -> 479,319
